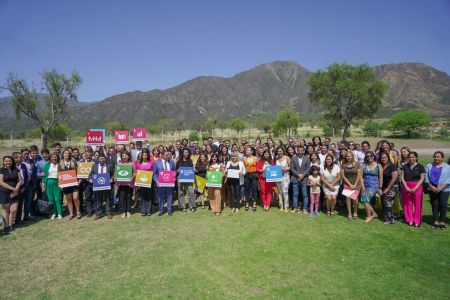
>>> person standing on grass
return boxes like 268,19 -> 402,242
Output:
275,146 -> 291,212
320,154 -> 341,217
361,151 -> 382,223
90,153 -> 115,220
307,165 -> 321,217
153,149 -> 176,216
0,156 -> 22,235
290,146 -> 311,214
243,146 -> 258,211
135,149 -> 154,216
60,149 -> 81,220
256,150 -> 275,211
225,153 -> 246,213
400,151 -> 426,228
176,148 -> 196,213
194,154 -> 209,210
116,151 -> 134,218
207,154 -> 224,215
42,153 -> 63,220
379,152 -> 399,225
19,148 -> 35,222
425,151 -> 450,230
78,150 -> 95,217
341,151 -> 361,220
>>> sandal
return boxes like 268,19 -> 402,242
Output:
353,213 -> 358,219
201,205 -> 205,209
76,214 -> 82,220
347,215 -> 353,221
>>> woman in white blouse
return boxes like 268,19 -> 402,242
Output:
320,154 -> 341,216
225,153 -> 246,212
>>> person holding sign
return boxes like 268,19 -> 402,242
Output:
60,150 -> 81,220
275,147 -> 291,212
340,151 -> 361,220
194,154 -> 208,210
152,149 -> 176,216
225,153 -> 246,212
78,150 -> 95,217
207,154 -> 224,215
135,149 -> 154,216
256,150 -> 275,211
115,152 -> 134,218
176,148 -> 196,213
89,153 -> 114,220
42,153 -> 63,219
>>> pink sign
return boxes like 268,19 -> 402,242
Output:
86,131 -> 104,145
114,130 -> 129,144
158,170 -> 176,187
133,128 -> 147,141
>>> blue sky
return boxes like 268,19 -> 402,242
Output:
1,0 -> 449,102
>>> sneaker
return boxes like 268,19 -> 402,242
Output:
309,212 -> 314,218
440,224 -> 446,230
121,213 -> 126,218
303,209 -> 308,215
432,224 -> 439,229
50,214 -> 57,220
57,215 -> 62,220
126,213 -> 132,218
315,211 -> 320,216
3,227 -> 10,235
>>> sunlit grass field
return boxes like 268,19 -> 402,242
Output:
0,193 -> 449,299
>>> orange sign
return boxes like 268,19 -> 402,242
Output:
58,170 -> 79,188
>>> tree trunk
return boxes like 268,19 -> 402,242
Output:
41,130 -> 48,150
342,119 -> 351,141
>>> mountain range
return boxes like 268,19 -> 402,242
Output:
1,61 -> 449,131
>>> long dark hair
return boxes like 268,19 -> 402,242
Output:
139,149 -> 151,164
323,154 -> 335,170
196,153 -> 208,169
208,153 -> 220,166
260,150 -> 273,164
2,155 -> 16,169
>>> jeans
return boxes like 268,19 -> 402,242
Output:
228,181 -> 240,209
293,181 -> 309,209
158,187 -> 174,213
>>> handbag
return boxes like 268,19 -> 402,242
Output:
34,199 -> 54,216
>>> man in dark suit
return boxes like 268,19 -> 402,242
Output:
153,149 -> 176,216
290,146 -> 311,214
89,153 -> 114,220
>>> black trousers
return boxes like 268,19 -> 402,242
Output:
81,181 -> 94,216
244,172 -> 258,202
429,191 -> 449,223
140,187 -> 154,214
94,190 -> 112,216
118,186 -> 133,213
228,181 -> 240,209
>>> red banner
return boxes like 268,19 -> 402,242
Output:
133,128 -> 147,141
86,131 -> 104,145
114,130 -> 129,144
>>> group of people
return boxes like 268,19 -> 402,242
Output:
1,136 -> 449,235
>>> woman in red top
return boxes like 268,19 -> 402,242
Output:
257,150 -> 275,211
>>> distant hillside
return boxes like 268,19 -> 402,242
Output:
1,61 -> 449,131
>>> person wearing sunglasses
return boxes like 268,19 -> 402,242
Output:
361,151 -> 382,223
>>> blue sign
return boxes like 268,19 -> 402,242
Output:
93,173 -> 111,191
178,167 -> 195,183
265,165 -> 282,182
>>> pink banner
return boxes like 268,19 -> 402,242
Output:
86,131 -> 104,145
133,128 -> 147,141
158,170 -> 176,187
114,130 -> 129,144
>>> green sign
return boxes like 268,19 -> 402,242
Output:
115,165 -> 133,182
206,171 -> 223,188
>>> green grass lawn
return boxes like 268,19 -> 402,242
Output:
0,196 -> 449,299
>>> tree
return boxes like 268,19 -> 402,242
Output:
308,63 -> 388,140
104,121 -> 127,135
362,120 -> 385,137
254,116 -> 274,134
203,118 -> 218,137
389,110 -> 432,138
272,106 -> 300,139
1,70 -> 82,149
228,118 -> 246,136
216,119 -> 228,136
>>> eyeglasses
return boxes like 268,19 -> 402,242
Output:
366,155 -> 374,158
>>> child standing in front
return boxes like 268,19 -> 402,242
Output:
308,166 -> 321,217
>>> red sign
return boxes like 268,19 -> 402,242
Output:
133,128 -> 147,141
158,170 -> 176,187
86,131 -> 104,145
114,130 -> 129,144
58,170 -> 79,188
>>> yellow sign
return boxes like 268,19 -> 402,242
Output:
194,175 -> 207,193
77,162 -> 94,179
135,170 -> 153,188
